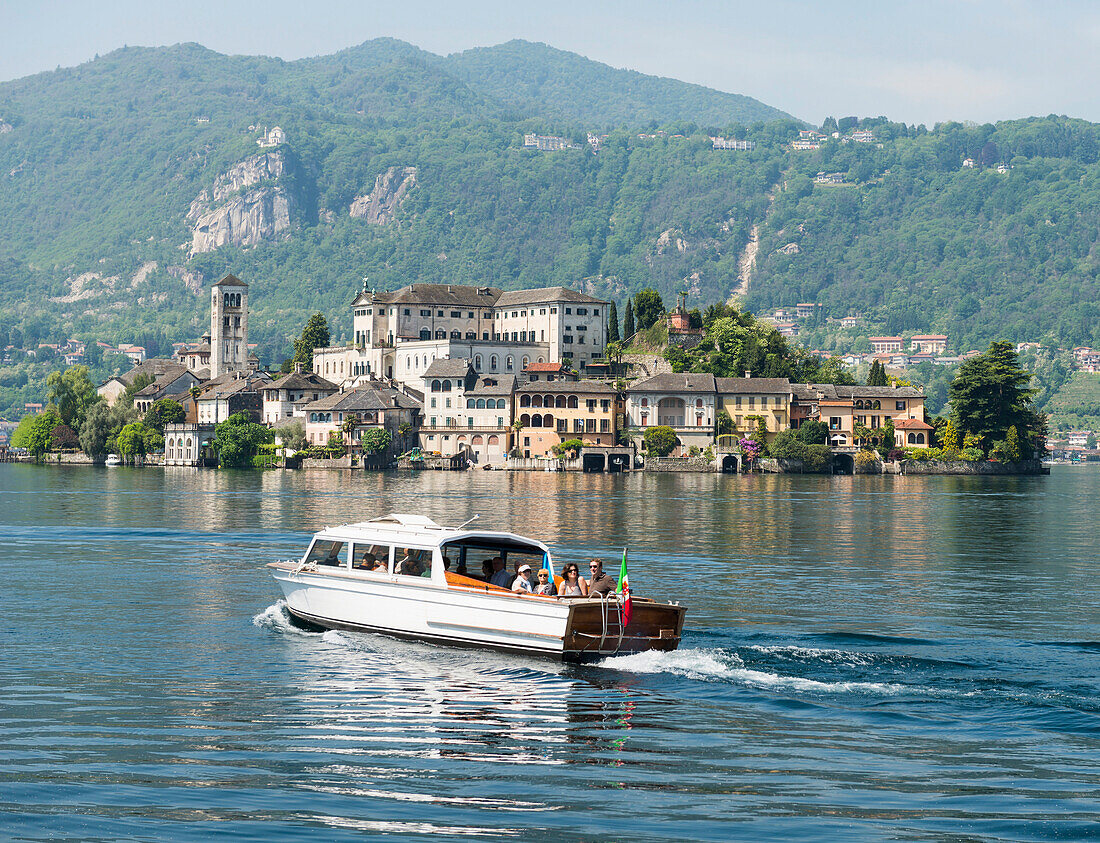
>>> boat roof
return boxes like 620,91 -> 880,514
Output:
313,513 -> 550,552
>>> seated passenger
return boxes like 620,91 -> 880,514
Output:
511,564 -> 535,593
456,560 -> 469,577
587,559 -> 617,596
534,568 -> 557,596
371,558 -> 388,572
558,564 -> 587,597
478,559 -> 494,581
356,551 -> 376,569
321,548 -> 341,566
489,557 -> 512,589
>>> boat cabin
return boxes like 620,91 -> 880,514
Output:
299,514 -> 551,588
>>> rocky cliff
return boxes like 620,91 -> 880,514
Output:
349,166 -> 417,224
188,152 -> 295,253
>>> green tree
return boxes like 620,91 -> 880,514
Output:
607,301 -> 620,343
949,341 -> 1037,456
80,401 -> 123,458
143,398 -> 185,433
716,409 -> 734,437
866,359 -> 888,386
293,313 -> 330,369
797,420 -> 828,445
50,423 -> 80,450
213,412 -> 274,468
940,417 -> 962,454
359,427 -> 392,454
11,408 -> 62,461
623,299 -> 636,339
643,425 -> 677,456
1004,425 -> 1021,461
116,421 -> 153,463
633,289 -> 665,330
46,365 -> 101,431
119,373 -> 155,408
275,419 -> 307,451
1088,432 -> 1098,449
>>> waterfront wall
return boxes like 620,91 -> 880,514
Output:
645,456 -> 715,472
896,459 -> 1046,475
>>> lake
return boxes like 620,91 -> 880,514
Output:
2,464 -> 1098,841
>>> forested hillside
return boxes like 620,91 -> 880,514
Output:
1,38 -> 1099,394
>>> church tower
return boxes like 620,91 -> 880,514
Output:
210,274 -> 248,378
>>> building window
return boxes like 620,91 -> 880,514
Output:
565,307 -> 572,315
550,307 -> 557,314
420,309 -> 430,317
830,417 -> 842,430
600,419 -> 609,433
896,401 -> 906,411
641,413 -> 648,426
404,308 -> 411,316
748,397 -> 755,409
431,397 -> 437,408
507,356 -> 514,371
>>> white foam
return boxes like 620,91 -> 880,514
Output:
746,645 -> 874,666
600,648 -> 903,695
252,601 -> 323,636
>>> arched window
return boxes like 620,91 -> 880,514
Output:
641,398 -> 649,407
908,433 -> 917,444
917,433 -> 925,444
467,399 -> 475,408
532,395 -> 543,408
451,330 -> 461,339
543,413 -> 554,428
520,395 -> 531,407
531,415 -> 542,428
466,332 -> 476,340
855,400 -> 864,410
420,328 -> 430,340
488,435 -> 499,446
872,400 -> 881,410
522,356 -> 530,369
476,398 -> 486,409
475,355 -> 482,369
441,380 -> 452,392
496,399 -> 506,409
507,356 -> 514,371
435,330 -> 446,339
490,355 -> 498,371
521,414 -> 531,427
555,396 -> 566,408
568,396 -> 578,409
696,399 -> 704,408
431,380 -> 442,393
537,356 -> 544,363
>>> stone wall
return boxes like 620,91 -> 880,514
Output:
758,457 -> 805,473
645,456 -> 714,472
897,459 -> 1045,475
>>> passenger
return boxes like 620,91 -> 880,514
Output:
558,563 -> 587,597
356,551 -> 376,569
587,559 -> 617,596
534,568 -> 557,596
372,558 -> 388,572
456,560 -> 469,577
321,547 -> 341,566
511,564 -> 536,593
479,560 -> 494,581
489,557 -> 512,589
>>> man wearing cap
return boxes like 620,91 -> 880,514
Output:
511,564 -> 536,593
587,559 -> 618,596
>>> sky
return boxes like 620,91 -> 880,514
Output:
4,0 -> 1099,126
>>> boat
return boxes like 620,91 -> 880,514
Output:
105,454 -> 122,466
267,513 -> 685,661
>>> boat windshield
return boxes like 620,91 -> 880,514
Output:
441,537 -> 547,580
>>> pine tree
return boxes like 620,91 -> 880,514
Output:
607,301 -> 620,343
867,359 -> 888,386
293,313 -> 330,369
623,300 -> 636,339
948,340 -> 1036,455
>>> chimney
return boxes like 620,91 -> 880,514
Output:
745,370 -> 751,378
391,394 -> 399,407
893,381 -> 899,389
294,362 -> 304,374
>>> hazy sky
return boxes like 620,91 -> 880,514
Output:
5,0 -> 1099,125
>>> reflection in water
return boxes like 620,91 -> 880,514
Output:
2,464 -> 1099,840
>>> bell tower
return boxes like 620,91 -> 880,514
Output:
210,274 -> 249,378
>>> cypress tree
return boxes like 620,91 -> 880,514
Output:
607,301 -> 620,343
623,300 -> 636,339
867,359 -> 888,386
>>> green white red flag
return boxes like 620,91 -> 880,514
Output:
618,548 -> 632,627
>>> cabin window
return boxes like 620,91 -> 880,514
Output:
394,547 -> 433,579
351,543 -> 392,574
306,539 -> 348,569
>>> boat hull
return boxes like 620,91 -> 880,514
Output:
271,565 -> 684,662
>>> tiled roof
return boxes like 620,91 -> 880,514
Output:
524,361 -> 566,373
423,358 -> 474,378
115,359 -> 186,387
628,373 -> 717,393
516,379 -> 617,394
495,286 -> 607,307
894,418 -> 933,429
213,274 -> 247,287
715,377 -> 792,394
266,372 -> 339,392
470,375 -> 517,396
303,386 -> 419,413
374,283 -> 501,308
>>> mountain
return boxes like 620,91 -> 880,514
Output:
1,39 -> 1100,423
437,40 -> 793,127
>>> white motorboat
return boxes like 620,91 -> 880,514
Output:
267,513 -> 685,661
105,454 -> 122,466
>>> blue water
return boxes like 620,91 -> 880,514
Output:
2,464 -> 1099,841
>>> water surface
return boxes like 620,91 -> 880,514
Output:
2,464 -> 1098,840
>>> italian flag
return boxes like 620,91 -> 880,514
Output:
618,548 -> 632,627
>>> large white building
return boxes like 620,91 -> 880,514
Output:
313,282 -> 609,391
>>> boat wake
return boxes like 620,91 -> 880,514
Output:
598,648 -> 905,696
252,601 -> 324,636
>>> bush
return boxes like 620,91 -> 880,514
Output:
802,444 -> 832,472
643,426 -> 677,457
958,447 -> 984,461
770,429 -> 807,460
552,438 -> 584,456
887,449 -> 905,462
855,449 -> 881,470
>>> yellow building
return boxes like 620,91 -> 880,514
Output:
715,377 -> 793,444
514,379 -> 618,458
